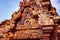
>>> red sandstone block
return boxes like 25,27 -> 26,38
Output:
42,26 -> 53,30
43,34 -> 50,37
16,19 -> 41,30
43,37 -> 49,40
38,19 -> 54,25
14,29 -> 42,39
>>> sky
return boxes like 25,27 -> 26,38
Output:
51,0 -> 60,16
0,0 -> 60,22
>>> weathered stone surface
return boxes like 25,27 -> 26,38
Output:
0,0 -> 60,40
16,18 -> 41,30
38,19 -> 54,25
14,29 -> 42,39
0,20 -> 15,33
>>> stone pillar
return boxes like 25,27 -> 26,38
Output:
51,25 -> 58,40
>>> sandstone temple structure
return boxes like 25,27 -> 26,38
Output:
0,0 -> 60,40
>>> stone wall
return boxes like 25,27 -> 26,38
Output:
0,0 -> 60,40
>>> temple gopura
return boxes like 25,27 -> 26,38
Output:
0,0 -> 60,40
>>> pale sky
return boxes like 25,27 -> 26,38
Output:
51,0 -> 60,16
0,0 -> 60,22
